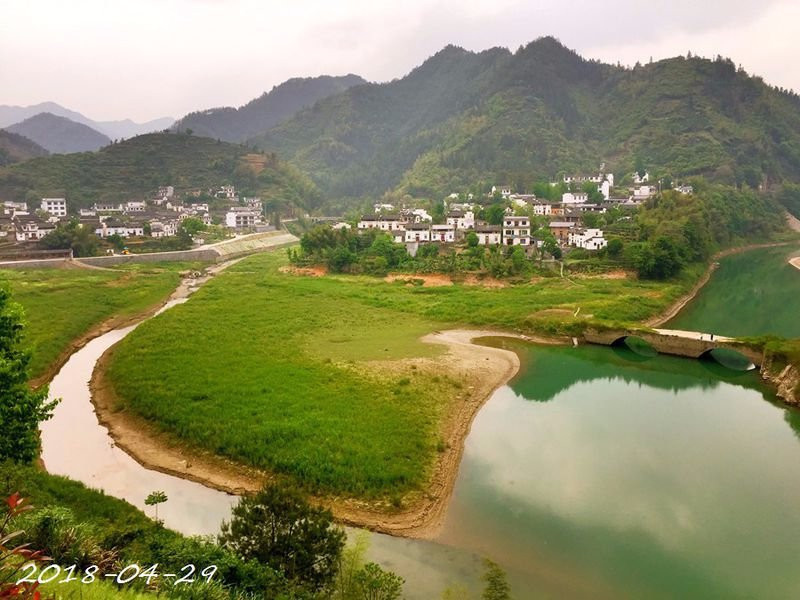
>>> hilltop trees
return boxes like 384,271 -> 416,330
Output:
0,285 -> 58,463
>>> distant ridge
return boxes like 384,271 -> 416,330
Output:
6,112 -> 111,154
0,101 -> 174,139
172,74 -> 367,142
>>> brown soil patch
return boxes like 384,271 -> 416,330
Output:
89,328 -> 567,538
279,265 -> 328,277
463,274 -> 507,288
575,269 -> 629,280
791,256 -> 800,271
384,273 -> 453,287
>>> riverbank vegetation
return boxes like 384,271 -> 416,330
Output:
104,251 -> 696,502
0,263 -> 200,380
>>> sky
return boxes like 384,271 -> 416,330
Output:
2,0 -> 799,123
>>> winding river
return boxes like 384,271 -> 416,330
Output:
39,244 -> 800,598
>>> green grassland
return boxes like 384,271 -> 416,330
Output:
105,251 -> 694,500
0,263 -> 200,380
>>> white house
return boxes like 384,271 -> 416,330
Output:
503,216 -> 530,246
475,224 -> 502,245
562,192 -> 589,204
491,185 -> 512,198
40,198 -> 67,218
633,171 -> 650,185
94,202 -> 123,213
411,208 -> 433,222
332,222 -> 352,230
446,210 -> 475,230
358,214 -> 403,231
16,217 -> 55,241
217,185 -> 236,200
569,228 -> 608,250
2,201 -> 28,216
430,224 -> 456,243
373,203 -> 395,213
404,223 -> 431,242
95,219 -> 144,238
158,185 -> 174,198
532,202 -> 554,216
633,185 -> 654,198
225,207 -> 262,229
125,201 -> 147,212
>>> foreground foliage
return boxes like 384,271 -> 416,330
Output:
0,285 -> 57,462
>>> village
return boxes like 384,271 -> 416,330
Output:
0,184 -> 271,252
350,170 -> 693,254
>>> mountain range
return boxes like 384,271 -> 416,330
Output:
6,113 -> 112,154
247,37 -> 800,202
172,74 -> 366,142
0,101 -> 174,140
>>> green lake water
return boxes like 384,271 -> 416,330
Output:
377,243 -> 800,598
666,245 -> 800,337
436,340 -> 800,599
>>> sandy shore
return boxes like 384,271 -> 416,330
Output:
91,327 -> 563,538
791,256 -> 800,271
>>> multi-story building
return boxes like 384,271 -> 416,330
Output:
225,207 -> 262,229
569,228 -> 608,251
503,216 -> 531,246
40,198 -> 67,217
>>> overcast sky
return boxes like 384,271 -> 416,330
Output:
2,0 -> 799,122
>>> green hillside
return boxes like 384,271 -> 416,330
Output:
250,37 -> 800,203
0,129 -> 48,166
0,132 -> 319,210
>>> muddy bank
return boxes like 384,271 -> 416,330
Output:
90,327 -> 564,538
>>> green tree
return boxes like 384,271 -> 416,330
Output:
219,483 -> 346,592
40,218 -> 100,257
180,217 -> 207,236
144,490 -> 168,521
353,563 -> 403,600
465,231 -> 479,248
481,559 -> 511,600
0,286 -> 59,463
606,237 -> 624,259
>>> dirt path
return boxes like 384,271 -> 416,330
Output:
90,327 -> 565,538
786,211 -> 800,233
646,242 -> 796,327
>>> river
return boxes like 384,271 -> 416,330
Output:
39,244 -> 800,598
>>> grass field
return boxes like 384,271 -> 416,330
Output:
0,263 -> 203,380
105,251 -> 692,500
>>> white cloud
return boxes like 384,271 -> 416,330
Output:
0,0 -> 797,121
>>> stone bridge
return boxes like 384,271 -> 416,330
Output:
583,328 -> 764,366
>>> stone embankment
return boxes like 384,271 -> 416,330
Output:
0,231 -> 297,269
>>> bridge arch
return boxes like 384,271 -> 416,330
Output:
699,348 -> 757,371
611,335 -> 658,358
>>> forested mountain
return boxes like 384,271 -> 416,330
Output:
0,130 -> 48,166
249,37 -> 800,202
0,132 -> 318,210
6,113 -> 111,154
172,74 -> 367,142
0,101 -> 174,139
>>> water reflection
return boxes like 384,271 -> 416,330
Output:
438,343 -> 800,599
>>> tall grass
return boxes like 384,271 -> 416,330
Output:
106,252 -> 690,499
